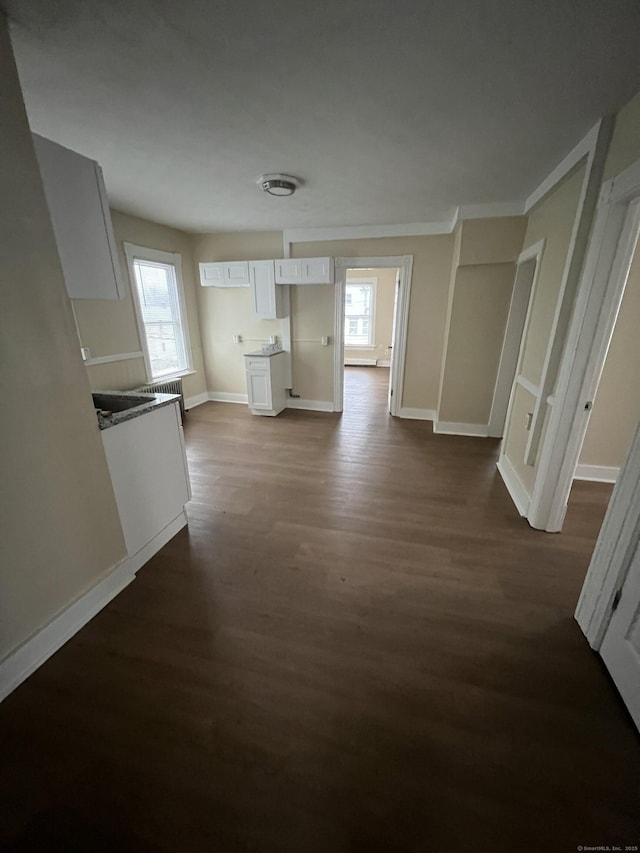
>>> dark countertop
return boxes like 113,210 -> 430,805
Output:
94,389 -> 181,430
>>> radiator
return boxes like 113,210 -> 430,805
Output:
135,377 -> 185,420
344,358 -> 377,366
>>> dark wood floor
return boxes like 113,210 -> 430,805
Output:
1,367 -> 638,852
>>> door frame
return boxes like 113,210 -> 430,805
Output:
527,157 -> 640,533
488,240 -> 545,438
333,255 -> 413,415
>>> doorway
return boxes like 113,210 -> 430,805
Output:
489,242 -> 543,439
342,268 -> 399,413
333,256 -> 413,415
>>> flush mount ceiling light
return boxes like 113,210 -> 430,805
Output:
257,173 -> 300,197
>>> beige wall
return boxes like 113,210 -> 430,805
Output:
603,90 -> 640,182
293,236 -> 454,407
192,232 -> 283,394
439,264 -> 518,424
0,16 -> 126,659
344,267 -> 396,363
74,210 -> 207,401
502,162 -> 586,492
438,217 -> 526,424
580,241 -> 640,469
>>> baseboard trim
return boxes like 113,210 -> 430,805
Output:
0,560 -> 135,703
574,464 -> 619,484
434,421 -> 489,437
208,391 -> 248,404
184,391 -> 209,410
127,511 -> 188,575
0,510 -> 189,703
286,398 -> 334,412
376,359 -> 391,367
497,455 -> 531,517
344,358 -> 377,366
398,407 -> 436,421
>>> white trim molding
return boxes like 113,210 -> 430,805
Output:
497,456 -> 531,517
574,465 -> 619,484
344,358 -> 377,366
524,122 -> 602,213
84,350 -> 144,366
0,560 -> 135,703
434,421 -> 489,437
184,391 -> 210,410
0,510 -> 189,703
208,391 -> 248,404
284,218 -> 456,244
286,398 -> 334,412
398,407 -> 436,421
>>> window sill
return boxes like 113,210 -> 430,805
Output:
150,368 -> 197,382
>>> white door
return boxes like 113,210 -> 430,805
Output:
388,272 -> 400,414
600,541 -> 640,731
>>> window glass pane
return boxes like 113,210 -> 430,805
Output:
133,259 -> 188,378
344,282 -> 375,346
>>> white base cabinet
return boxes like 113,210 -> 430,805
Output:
244,352 -> 287,416
101,402 -> 191,559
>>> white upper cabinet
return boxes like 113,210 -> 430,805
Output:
275,257 -> 334,284
199,261 -> 250,287
249,260 -> 284,319
274,258 -> 302,284
33,134 -> 123,301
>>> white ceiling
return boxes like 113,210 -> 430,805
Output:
4,0 -> 640,233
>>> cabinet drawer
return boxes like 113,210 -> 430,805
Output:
244,357 -> 269,371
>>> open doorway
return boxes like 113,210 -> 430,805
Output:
342,267 -> 399,413
333,256 -> 413,415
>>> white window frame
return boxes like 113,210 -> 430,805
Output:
344,277 -> 377,349
124,242 -> 193,383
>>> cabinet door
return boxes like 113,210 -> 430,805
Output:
224,261 -> 250,286
275,259 -> 302,284
250,260 -> 283,319
300,257 -> 334,284
33,134 -> 123,300
247,371 -> 272,409
200,262 -> 225,286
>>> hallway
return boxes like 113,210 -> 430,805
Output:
0,387 -> 637,852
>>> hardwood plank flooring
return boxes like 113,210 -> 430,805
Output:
1,367 -> 638,852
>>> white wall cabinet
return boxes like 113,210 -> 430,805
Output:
244,352 -> 287,416
249,260 -> 285,319
101,402 -> 191,559
33,134 -> 124,300
275,256 -> 334,284
199,261 -> 250,287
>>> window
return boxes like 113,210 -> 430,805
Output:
344,278 -> 376,347
125,244 -> 192,381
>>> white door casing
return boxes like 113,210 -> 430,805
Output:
529,158 -> 640,533
489,241 -> 544,439
334,256 -> 413,416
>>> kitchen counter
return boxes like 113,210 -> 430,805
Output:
93,389 -> 181,430
243,348 -> 284,358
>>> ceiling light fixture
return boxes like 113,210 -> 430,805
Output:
257,173 -> 300,197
